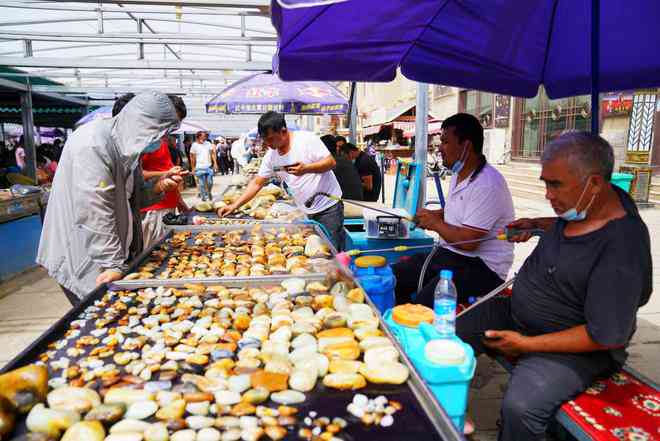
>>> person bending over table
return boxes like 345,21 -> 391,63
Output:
457,131 -> 652,441
217,111 -> 345,251
393,113 -> 515,306
37,92 -> 186,305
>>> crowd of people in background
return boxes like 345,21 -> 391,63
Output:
0,136 -> 65,187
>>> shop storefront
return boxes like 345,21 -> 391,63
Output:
459,90 -> 512,130
511,88 -> 592,160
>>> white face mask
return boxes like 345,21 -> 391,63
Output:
558,178 -> 596,222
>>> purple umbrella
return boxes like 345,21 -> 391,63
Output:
206,73 -> 348,115
75,106 -> 113,126
271,0 -> 660,100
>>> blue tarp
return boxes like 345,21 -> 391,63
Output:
272,0 -> 660,99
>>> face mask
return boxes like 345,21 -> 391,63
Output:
558,178 -> 596,221
450,143 -> 469,174
143,140 -> 161,153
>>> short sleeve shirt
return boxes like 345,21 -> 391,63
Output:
258,131 -> 342,214
511,186 -> 652,363
443,162 -> 515,279
190,141 -> 214,169
140,141 -> 178,212
355,152 -> 382,202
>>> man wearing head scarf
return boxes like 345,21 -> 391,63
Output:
37,91 -> 186,305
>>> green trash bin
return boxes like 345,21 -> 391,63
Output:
611,172 -> 634,193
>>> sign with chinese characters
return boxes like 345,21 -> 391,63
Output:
601,91 -> 633,117
206,73 -> 348,115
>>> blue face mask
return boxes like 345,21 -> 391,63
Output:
143,140 -> 161,153
450,143 -> 468,174
558,178 -> 596,222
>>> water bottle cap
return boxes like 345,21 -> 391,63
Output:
439,269 -> 453,280
424,339 -> 466,365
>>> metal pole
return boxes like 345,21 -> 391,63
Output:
20,85 -> 37,182
590,0 -> 600,134
240,14 -> 252,62
415,82 -> 429,213
97,2 -> 104,34
349,82 -> 357,144
137,18 -> 144,59
23,39 -> 32,57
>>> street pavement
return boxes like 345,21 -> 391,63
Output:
0,171 -> 657,440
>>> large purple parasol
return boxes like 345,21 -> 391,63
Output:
271,0 -> 660,100
206,73 -> 348,115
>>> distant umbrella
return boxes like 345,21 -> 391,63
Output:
75,106 -> 112,126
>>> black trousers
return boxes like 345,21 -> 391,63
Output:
392,247 -> 504,307
218,155 -> 230,175
456,297 -> 619,441
308,202 -> 345,252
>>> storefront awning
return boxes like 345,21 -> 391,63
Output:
403,119 -> 444,138
0,67 -> 88,128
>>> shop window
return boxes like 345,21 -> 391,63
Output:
432,85 -> 452,99
513,88 -> 591,159
460,90 -> 508,129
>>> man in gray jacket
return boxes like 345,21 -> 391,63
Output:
37,91 -> 185,305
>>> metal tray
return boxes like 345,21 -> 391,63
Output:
113,269 -> 463,440
120,223 -> 337,284
2,277 -> 463,441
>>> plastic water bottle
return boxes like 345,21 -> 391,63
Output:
434,269 -> 457,338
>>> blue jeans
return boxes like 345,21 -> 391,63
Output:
195,167 -> 214,200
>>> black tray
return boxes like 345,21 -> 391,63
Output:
1,283 -> 461,441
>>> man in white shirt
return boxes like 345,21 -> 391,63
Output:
393,113 -> 515,306
190,131 -> 217,201
218,111 -> 345,250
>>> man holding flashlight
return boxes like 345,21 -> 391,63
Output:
218,111 -> 345,250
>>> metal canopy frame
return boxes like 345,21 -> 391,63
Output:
0,0 -> 277,91
0,57 -> 271,71
0,0 -> 279,183
49,0 -> 270,6
1,2 -> 268,16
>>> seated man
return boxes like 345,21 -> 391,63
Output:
393,113 -> 514,306
457,132 -> 652,441
321,134 -> 363,201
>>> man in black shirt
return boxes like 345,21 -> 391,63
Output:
457,132 -> 652,441
167,134 -> 182,167
321,135 -> 363,201
342,142 -> 382,201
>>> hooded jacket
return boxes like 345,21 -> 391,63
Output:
37,92 -> 179,298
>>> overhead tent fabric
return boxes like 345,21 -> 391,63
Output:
272,0 -> 660,99
206,72 -> 348,114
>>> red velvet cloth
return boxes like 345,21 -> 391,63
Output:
560,370 -> 659,441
